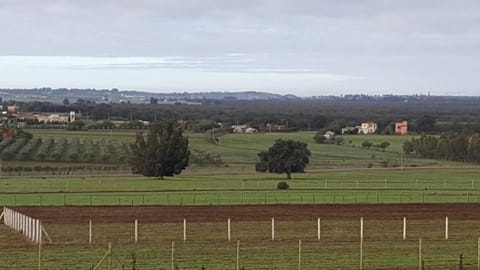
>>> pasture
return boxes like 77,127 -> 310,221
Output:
1,130 -> 479,269
0,130 -> 461,176
1,168 -> 480,206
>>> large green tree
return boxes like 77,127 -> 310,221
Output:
255,139 -> 311,179
130,121 -> 190,178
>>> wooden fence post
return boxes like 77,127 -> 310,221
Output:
418,238 -> 422,270
38,221 -> 43,270
360,217 -> 364,270
360,237 -> 363,270
477,237 -> 480,270
236,240 -> 240,270
107,242 -> 112,270
298,239 -> 302,270
171,241 -> 175,270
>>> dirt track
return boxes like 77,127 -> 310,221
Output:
13,203 -> 480,224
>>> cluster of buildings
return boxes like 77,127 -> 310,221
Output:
231,123 -> 296,134
341,121 -> 408,135
232,125 -> 258,133
1,105 -> 76,124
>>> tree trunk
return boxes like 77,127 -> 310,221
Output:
286,172 -> 291,179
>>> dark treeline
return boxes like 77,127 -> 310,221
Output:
404,133 -> 480,163
9,99 -> 480,133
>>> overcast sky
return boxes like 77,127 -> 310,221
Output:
1,0 -> 480,96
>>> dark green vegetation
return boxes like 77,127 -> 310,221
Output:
130,121 -> 190,178
0,136 -> 131,164
256,139 -> 311,179
10,96 -> 480,133
405,133 -> 480,163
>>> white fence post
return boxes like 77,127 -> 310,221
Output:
227,218 -> 231,241
271,218 -> 275,241
36,219 -> 40,243
183,219 -> 187,242
360,217 -> 364,240
37,219 -> 41,243
39,220 -> 43,244
445,216 -> 449,240
28,217 -> 32,240
317,218 -> 321,240
89,220 -> 92,244
32,219 -> 36,243
134,219 -> 138,243
403,217 -> 407,240
22,214 -> 26,235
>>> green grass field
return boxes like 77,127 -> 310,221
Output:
0,130 -> 478,268
1,129 -> 459,177
1,168 -> 480,206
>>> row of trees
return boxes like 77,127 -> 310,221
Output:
403,133 -> 480,163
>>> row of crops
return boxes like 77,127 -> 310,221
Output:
0,137 -> 132,164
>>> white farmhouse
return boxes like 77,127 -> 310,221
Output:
357,122 -> 378,134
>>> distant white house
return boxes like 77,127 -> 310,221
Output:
35,111 -> 76,123
357,122 -> 378,134
232,125 -> 257,133
245,127 -> 258,133
324,131 -> 335,139
232,125 -> 249,133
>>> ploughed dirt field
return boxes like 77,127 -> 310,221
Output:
13,203 -> 480,223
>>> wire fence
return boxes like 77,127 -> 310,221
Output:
2,215 -> 480,269
1,237 -> 479,269
0,189 -> 480,206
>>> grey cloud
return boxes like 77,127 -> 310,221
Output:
1,0 -> 480,94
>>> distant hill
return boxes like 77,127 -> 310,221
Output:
0,88 -> 297,103
1,88 -> 479,105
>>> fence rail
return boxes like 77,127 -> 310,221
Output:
0,189 -> 480,206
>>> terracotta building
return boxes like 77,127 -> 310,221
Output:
395,121 -> 408,135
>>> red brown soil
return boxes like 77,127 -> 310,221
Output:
13,203 -> 480,224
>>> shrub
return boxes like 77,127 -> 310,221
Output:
277,181 -> 290,190
362,141 -> 373,149
313,132 -> 326,143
